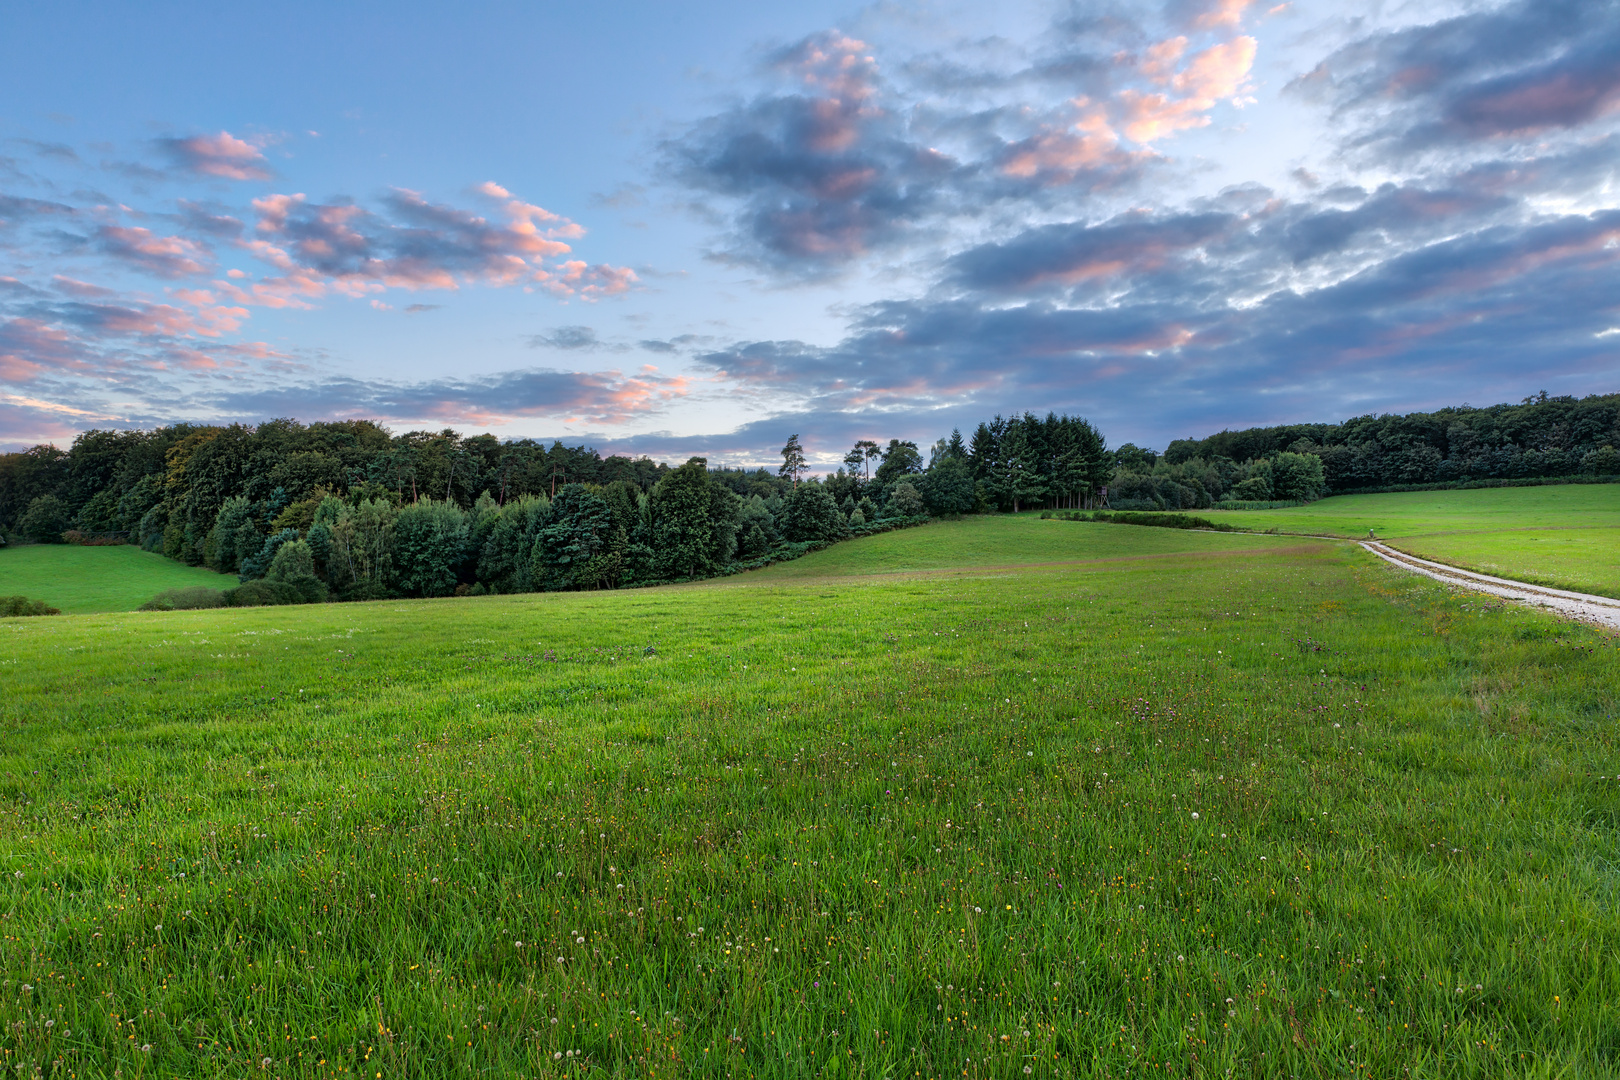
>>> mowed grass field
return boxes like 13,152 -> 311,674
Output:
1,516 -> 1618,1078
1205,485 -> 1620,598
0,543 -> 237,614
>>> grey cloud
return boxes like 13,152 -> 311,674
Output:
530,325 -> 604,350
154,132 -> 274,181
0,194 -> 76,228
176,200 -> 245,238
945,211 -> 1232,294
93,224 -> 211,278
1295,0 -> 1620,153
17,140 -> 79,163
208,365 -> 688,428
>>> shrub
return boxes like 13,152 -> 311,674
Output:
1581,445 -> 1620,475
227,580 -> 302,607
0,595 -> 60,617
885,480 -> 926,518
782,484 -> 846,543
62,530 -> 126,546
139,586 -> 230,611
19,495 -> 71,544
265,538 -> 328,603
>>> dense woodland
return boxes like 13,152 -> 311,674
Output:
0,413 -> 1099,601
0,392 -> 1614,601
1138,391 -> 1620,506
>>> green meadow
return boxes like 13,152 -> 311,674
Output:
0,543 -> 237,615
2,516 -> 1618,1078
1205,485 -> 1620,598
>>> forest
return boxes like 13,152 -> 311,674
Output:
0,413 -> 1101,602
0,392 -> 1614,601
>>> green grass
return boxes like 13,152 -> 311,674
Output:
738,514 -> 1308,581
0,544 -> 237,614
1204,485 -> 1620,597
2,518 -> 1618,1078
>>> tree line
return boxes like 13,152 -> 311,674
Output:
0,412 -> 1110,601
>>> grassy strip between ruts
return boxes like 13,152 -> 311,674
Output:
0,517 -> 1617,1078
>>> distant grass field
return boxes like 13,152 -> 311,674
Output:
0,543 -> 236,614
1205,485 -> 1620,597
738,514 -> 1308,581
2,518 -> 1616,1078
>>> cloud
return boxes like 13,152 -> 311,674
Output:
94,225 -> 211,278
529,325 -> 603,350
176,200 -> 245,238
404,303 -> 441,314
0,193 -> 76,228
667,15 -> 1265,278
1117,35 -> 1257,142
945,210 -> 1232,293
669,30 -> 960,275
156,131 -> 273,181
210,365 -> 691,428
235,184 -> 625,301
671,174 -> 1620,453
1293,0 -> 1620,152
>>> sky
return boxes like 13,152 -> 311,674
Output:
1,0 -> 1616,466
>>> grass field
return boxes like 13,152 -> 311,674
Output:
0,543 -> 237,614
2,517 -> 1618,1078
1204,485 -> 1620,598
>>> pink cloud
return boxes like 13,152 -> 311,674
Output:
96,225 -> 211,278
775,32 -> 885,156
51,276 -> 118,299
1141,37 -> 1189,81
1192,0 -> 1256,29
0,352 -> 45,382
160,131 -> 273,181
1001,100 -> 1146,184
1119,36 -> 1257,142
536,262 -> 639,299
240,186 -> 591,298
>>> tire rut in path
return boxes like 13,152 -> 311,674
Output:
1360,540 -> 1620,631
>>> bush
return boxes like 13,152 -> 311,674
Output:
1053,510 -> 1239,532
0,595 -> 60,617
227,579 -> 303,607
62,530 -> 126,546
265,538 -> 328,603
782,484 -> 846,543
19,495 -> 71,544
885,480 -> 926,518
139,586 -> 230,611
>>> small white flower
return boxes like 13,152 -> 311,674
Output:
1190,812 -> 1199,819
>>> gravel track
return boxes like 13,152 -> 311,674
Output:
1360,540 -> 1620,631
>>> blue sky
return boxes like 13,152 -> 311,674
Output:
2,0 -> 1616,465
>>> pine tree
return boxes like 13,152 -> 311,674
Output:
779,435 -> 807,487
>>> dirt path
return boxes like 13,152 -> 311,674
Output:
1360,541 -> 1620,631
